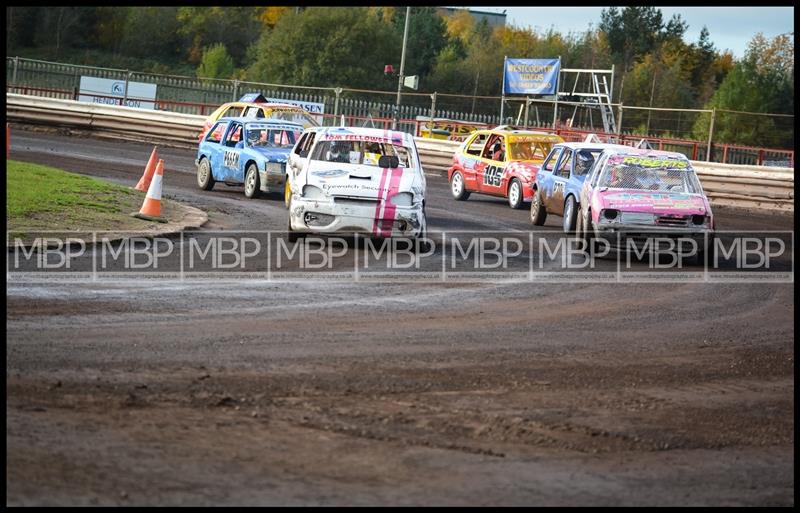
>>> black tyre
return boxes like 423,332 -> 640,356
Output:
507,178 -> 524,209
563,195 -> 578,233
695,233 -> 716,266
244,163 -> 260,198
197,157 -> 215,191
450,171 -> 471,201
530,189 -> 547,225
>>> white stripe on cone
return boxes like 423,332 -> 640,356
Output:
146,173 -> 162,201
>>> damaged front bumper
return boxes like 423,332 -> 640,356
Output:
289,197 -> 426,237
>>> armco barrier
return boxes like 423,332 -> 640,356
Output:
6,93 -> 793,212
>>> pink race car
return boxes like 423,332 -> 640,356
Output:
576,148 -> 715,262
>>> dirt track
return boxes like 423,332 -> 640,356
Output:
5,129 -> 795,505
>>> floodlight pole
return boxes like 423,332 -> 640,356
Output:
392,6 -> 411,131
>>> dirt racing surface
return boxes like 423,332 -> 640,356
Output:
6,129 -> 795,506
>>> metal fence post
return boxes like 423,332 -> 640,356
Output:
12,56 -> 19,86
232,80 -> 239,102
524,97 -> 530,128
333,87 -> 342,121
707,108 -> 716,162
429,91 -> 437,126
122,70 -> 130,107
552,97 -> 559,130
617,102 -> 624,140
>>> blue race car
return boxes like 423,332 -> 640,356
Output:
530,141 -> 627,232
196,116 -> 304,199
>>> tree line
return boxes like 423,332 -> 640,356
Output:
6,6 -> 794,147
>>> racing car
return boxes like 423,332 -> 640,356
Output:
447,128 -> 563,209
196,116 -> 303,198
198,93 -> 319,141
576,147 -> 716,262
530,141 -> 628,232
285,126 -> 426,241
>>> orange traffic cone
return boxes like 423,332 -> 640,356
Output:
135,146 -> 159,191
132,159 -> 167,223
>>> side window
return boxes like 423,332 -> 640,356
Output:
223,106 -> 243,118
485,136 -> 505,162
298,132 -> 316,158
224,123 -> 243,147
293,133 -> 309,155
556,150 -> 573,178
542,148 -> 563,172
206,122 -> 227,143
243,106 -> 260,118
466,133 -> 488,157
590,155 -> 609,187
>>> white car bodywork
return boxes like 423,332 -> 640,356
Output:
287,127 -> 427,238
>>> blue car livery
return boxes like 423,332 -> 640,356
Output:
196,116 -> 304,199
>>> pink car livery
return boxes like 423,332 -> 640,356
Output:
576,147 -> 715,257
286,127 -> 426,241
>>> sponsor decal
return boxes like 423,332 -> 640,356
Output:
311,169 -> 349,179
372,166 -> 404,237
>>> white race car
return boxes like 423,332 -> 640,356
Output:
286,127 -> 427,241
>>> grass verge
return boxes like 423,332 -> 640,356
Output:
6,160 -> 179,241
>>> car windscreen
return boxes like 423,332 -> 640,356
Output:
310,140 -> 414,168
597,156 -> 702,193
267,109 -> 320,127
245,127 -> 301,148
509,140 -> 554,161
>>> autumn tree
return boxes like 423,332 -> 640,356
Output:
197,43 -> 235,80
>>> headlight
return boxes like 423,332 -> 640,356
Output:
390,192 -> 414,206
266,162 -> 284,174
302,185 -> 326,200
600,208 -> 620,221
692,214 -> 710,226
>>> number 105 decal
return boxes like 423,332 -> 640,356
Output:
483,165 -> 504,186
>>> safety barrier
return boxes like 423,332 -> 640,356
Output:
6,93 -> 793,212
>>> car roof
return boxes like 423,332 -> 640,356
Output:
554,142 -> 630,150
214,116 -> 304,128
223,101 -> 307,110
599,146 -> 690,159
476,128 -> 560,137
310,126 -> 416,145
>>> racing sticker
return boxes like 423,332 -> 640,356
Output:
224,150 -> 240,168
372,166 -> 404,237
614,155 -> 689,169
483,165 -> 504,187
553,181 -> 565,195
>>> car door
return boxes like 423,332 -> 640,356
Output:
538,147 -> 562,207
459,132 -> 488,192
289,130 -> 316,178
219,121 -> 244,182
204,121 -> 229,181
479,134 -> 507,196
548,149 -> 573,215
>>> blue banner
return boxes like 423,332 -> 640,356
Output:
503,58 -> 560,95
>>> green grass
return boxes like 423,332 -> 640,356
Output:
6,160 -> 178,240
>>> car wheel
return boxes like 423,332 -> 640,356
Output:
507,178 -> 524,209
695,233 -> 716,266
563,195 -> 578,233
197,157 -> 215,191
286,196 -> 303,242
581,208 -> 595,251
450,171 -> 471,201
284,178 -> 292,209
244,164 -> 260,198
530,189 -> 547,225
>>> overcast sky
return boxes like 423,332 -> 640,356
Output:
467,6 -> 794,59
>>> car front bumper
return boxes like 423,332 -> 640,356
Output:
593,223 -> 714,251
289,197 -> 426,237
